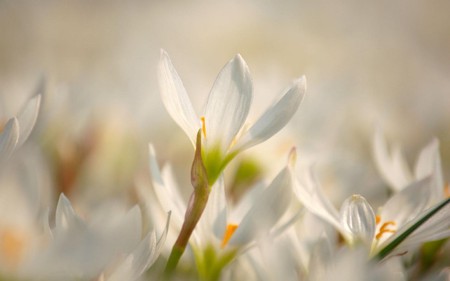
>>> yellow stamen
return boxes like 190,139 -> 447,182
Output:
0,229 -> 26,268
200,116 -> 207,138
375,215 -> 381,225
375,221 -> 396,240
221,224 -> 238,248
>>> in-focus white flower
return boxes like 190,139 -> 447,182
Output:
21,194 -> 169,281
0,94 -> 41,159
158,50 -> 306,184
138,144 -> 296,276
373,129 -> 445,202
293,166 -> 450,259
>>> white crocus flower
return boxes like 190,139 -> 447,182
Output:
138,144 -> 296,277
0,94 -> 41,159
158,50 -> 305,184
373,129 -> 445,201
293,167 -> 450,259
21,194 -> 168,281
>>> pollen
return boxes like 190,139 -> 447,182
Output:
221,224 -> 238,249
375,221 -> 396,240
201,116 -> 207,138
375,215 -> 381,225
0,229 -> 26,268
445,183 -> 450,198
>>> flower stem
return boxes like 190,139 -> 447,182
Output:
164,131 -> 210,278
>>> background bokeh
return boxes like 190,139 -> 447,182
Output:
1,0 -> 449,206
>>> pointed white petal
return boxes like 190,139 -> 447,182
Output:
107,232 -> 157,281
204,54 -> 252,151
233,76 -> 306,152
0,117 -> 19,159
158,50 -> 199,144
16,94 -> 41,147
229,165 -> 292,246
339,195 -> 376,245
379,176 -> 432,227
414,139 -> 444,203
54,193 -> 84,235
150,212 -> 171,265
292,167 -> 342,232
148,144 -> 185,230
373,129 -> 412,191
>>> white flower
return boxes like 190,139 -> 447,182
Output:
293,166 -> 450,259
0,94 -> 41,159
21,194 -> 169,281
158,50 -> 305,184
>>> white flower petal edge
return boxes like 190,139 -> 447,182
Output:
232,76 -> 306,153
16,94 -> 42,147
0,117 -> 20,159
53,193 -> 85,234
158,50 -> 200,145
339,195 -> 376,245
204,54 -> 253,151
373,129 -> 412,191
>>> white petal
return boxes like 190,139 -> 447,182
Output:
379,176 -> 432,227
16,94 -> 41,147
339,195 -> 376,245
233,76 -> 306,152
107,232 -> 157,281
54,193 -> 84,235
229,165 -> 292,246
0,117 -> 19,159
414,138 -> 444,203
373,129 -> 412,191
158,50 -> 199,145
204,54 -> 252,151
292,167 -> 342,232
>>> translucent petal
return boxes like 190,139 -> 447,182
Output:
233,76 -> 306,152
204,54 -> 252,151
229,165 -> 292,246
373,129 -> 412,191
0,117 -> 19,159
54,193 -> 84,235
339,195 -> 376,245
158,50 -> 199,145
16,94 -> 41,147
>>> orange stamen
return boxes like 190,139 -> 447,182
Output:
200,116 -> 207,138
0,229 -> 26,267
375,221 -> 396,240
375,215 -> 381,225
444,183 -> 450,198
221,224 -> 238,248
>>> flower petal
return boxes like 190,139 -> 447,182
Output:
204,54 -> 252,151
0,117 -> 19,159
158,50 -> 199,145
229,164 -> 292,246
16,94 -> 41,147
233,76 -> 306,152
373,129 -> 413,191
339,195 -> 376,245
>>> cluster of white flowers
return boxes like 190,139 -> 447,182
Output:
0,51 -> 449,281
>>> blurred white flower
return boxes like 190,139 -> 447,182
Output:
0,94 -> 41,159
158,50 -> 305,184
21,194 -> 169,281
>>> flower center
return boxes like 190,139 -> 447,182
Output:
375,215 -> 396,240
201,116 -> 207,138
221,224 -> 238,248
0,228 -> 26,268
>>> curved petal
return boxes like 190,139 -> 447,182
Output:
373,129 -> 412,191
233,76 -> 306,152
54,193 -> 84,235
158,50 -> 200,145
0,117 -> 19,159
16,94 -> 41,147
229,165 -> 292,246
339,195 -> 376,245
204,54 -> 252,151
